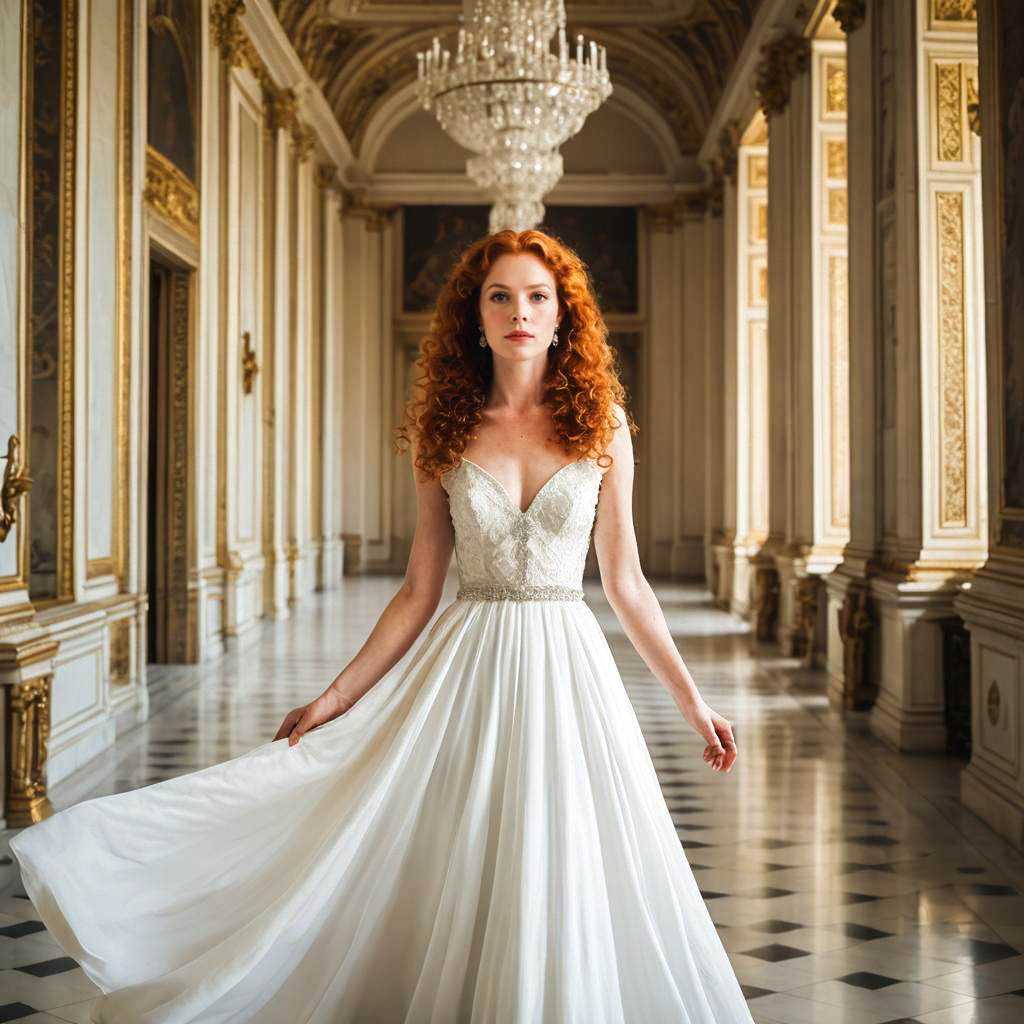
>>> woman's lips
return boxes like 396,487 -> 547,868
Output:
505,332 -> 533,339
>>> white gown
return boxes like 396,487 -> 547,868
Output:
10,456 -> 755,1024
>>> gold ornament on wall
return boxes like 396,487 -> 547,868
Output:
144,145 -> 199,237
5,677 -> 55,826
241,331 -> 260,395
0,435 -> 33,543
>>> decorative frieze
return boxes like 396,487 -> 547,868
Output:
755,35 -> 810,120
936,190 -> 968,528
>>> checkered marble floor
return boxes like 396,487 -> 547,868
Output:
2,577 -> 1023,1023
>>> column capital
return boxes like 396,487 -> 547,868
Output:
755,34 -> 810,119
833,0 -> 866,34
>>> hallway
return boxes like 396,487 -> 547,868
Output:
2,579 -> 1023,1023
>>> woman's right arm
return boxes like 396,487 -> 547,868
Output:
274,459 -> 455,744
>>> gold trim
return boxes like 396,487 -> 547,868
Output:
117,0 -> 133,589
144,145 -> 199,238
936,191 -> 968,528
58,0 -> 77,602
827,187 -> 848,226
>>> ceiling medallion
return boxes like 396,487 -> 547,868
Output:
416,0 -> 611,232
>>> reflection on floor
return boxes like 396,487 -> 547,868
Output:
2,578 -> 1024,1023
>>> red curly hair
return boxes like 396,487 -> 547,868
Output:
394,228 -> 636,480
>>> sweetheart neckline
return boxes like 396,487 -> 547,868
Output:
460,456 -> 586,516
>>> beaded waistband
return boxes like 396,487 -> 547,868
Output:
456,584 -> 584,602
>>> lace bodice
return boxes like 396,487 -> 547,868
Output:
441,457 -> 604,601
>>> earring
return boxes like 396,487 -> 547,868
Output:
478,328 -> 487,348
551,331 -> 559,348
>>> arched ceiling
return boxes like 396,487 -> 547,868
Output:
271,0 -> 765,164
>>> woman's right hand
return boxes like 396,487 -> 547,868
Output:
273,688 -> 353,746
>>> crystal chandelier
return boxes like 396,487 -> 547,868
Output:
416,0 -> 611,232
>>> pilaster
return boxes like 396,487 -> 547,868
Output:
956,0 -> 1024,849
867,0 -> 986,752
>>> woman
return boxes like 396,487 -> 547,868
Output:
10,229 -> 751,1023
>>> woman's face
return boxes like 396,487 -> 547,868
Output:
478,252 -> 564,361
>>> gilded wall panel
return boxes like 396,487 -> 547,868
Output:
936,190 -> 968,528
748,153 -> 768,188
929,0 -> 977,29
86,0 -> 119,570
935,62 -> 964,163
823,59 -> 848,118
828,251 -> 850,529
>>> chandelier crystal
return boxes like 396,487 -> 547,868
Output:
416,0 -> 612,232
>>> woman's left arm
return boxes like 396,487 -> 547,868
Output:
592,405 -> 738,773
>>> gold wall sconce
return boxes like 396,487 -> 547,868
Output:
241,330 -> 260,394
0,435 -> 32,543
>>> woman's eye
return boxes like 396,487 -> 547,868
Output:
532,293 -> 548,301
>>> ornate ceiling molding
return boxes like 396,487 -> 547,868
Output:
269,0 -> 765,159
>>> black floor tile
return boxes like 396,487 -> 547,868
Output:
838,970 -> 901,989
740,943 -> 811,962
15,955 -> 80,977
841,922 -> 892,941
0,920 -> 47,939
958,938 -> 1020,963
738,886 -> 795,899
748,919 -> 803,934
739,984 -> 774,1000
0,1004 -> 37,1023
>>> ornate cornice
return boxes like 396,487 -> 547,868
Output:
833,0 -> 866,34
755,34 -> 810,120
144,145 -> 199,237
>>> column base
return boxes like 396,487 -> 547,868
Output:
954,556 -> 1024,851
823,558 -> 879,711
867,574 -> 960,753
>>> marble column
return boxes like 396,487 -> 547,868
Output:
760,35 -> 852,662
261,93 -> 294,619
825,1 -> 882,711
866,0 -> 987,752
717,127 -> 771,621
956,0 -> 1024,848
703,192 -> 729,599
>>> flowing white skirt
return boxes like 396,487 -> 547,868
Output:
10,598 -> 754,1024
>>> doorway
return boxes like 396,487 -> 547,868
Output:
146,255 -> 194,663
